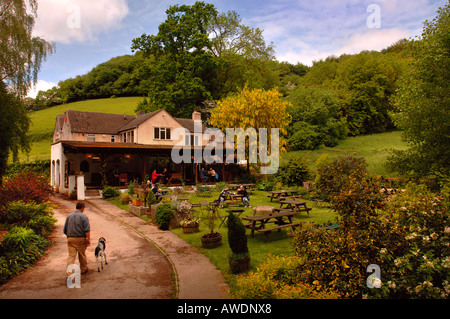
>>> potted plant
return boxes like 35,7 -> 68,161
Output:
180,217 -> 200,233
227,211 -> 250,273
131,194 -> 143,206
155,203 -> 174,230
177,201 -> 199,233
201,202 -> 222,248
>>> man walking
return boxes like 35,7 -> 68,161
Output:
64,202 -> 91,275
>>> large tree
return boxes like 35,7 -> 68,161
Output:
0,0 -> 54,179
209,86 -> 291,173
389,3 -> 450,181
131,1 -> 219,118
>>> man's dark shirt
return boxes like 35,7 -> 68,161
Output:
63,210 -> 90,237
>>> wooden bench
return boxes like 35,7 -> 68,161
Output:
167,173 -> 182,186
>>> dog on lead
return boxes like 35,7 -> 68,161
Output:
94,237 -> 108,272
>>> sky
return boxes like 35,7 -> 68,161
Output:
28,0 -> 446,97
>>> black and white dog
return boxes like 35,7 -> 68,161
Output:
94,237 -> 108,272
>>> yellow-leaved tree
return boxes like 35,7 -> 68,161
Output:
209,86 -> 291,173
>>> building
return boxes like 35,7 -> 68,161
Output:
50,108 -> 225,194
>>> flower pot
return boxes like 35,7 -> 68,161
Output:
132,198 -> 143,206
201,232 -> 222,248
229,255 -> 251,274
182,223 -> 200,233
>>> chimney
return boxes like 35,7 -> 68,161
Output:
192,110 -> 201,121
136,110 -> 146,117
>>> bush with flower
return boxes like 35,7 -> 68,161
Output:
370,184 -> 450,299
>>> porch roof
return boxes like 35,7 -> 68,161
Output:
58,141 -> 206,154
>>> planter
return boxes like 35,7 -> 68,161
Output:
201,232 -> 222,248
229,255 -> 251,274
182,223 -> 200,233
169,212 -> 182,229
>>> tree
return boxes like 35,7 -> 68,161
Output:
286,85 -> 348,150
131,1 -> 219,118
0,0 -> 54,97
0,0 -> 54,181
0,82 -> 30,179
389,3 -> 450,181
209,86 -> 291,172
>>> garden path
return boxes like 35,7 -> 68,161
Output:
0,195 -> 228,299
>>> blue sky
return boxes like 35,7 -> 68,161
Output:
28,0 -> 445,97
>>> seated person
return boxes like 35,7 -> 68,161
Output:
200,168 -> 209,183
151,183 -> 162,201
159,168 -> 168,184
208,168 -> 217,182
218,186 -> 231,208
151,169 -> 162,182
237,185 -> 251,207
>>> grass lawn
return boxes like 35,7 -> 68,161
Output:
285,130 -> 408,177
110,188 -> 337,289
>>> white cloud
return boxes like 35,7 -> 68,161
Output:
33,0 -> 129,44
335,28 -> 410,55
27,80 -> 58,98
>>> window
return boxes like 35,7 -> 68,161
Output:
122,131 -> 134,143
87,134 -> 96,142
185,134 -> 199,146
154,127 -> 171,140
111,135 -> 115,142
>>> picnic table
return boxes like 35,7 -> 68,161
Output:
266,190 -> 299,202
218,209 -> 245,228
242,210 -> 303,241
277,200 -> 312,217
191,201 -> 218,216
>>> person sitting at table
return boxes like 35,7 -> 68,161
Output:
208,167 -> 217,182
151,182 -> 162,202
200,168 -> 209,183
151,169 -> 163,182
218,186 -> 230,208
159,168 -> 168,184
237,185 -> 251,207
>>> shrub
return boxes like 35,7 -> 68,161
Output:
0,201 -> 56,237
276,154 -> 309,186
291,156 -> 390,297
0,227 -> 50,283
155,203 -> 174,230
146,190 -> 157,206
227,211 -> 249,273
102,186 -> 120,199
0,171 -> 52,209
233,255 -> 340,299
370,184 -> 450,299
227,211 -> 248,256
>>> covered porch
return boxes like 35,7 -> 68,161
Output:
51,141 -> 236,193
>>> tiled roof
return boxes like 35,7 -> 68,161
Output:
62,109 -> 205,134
66,110 -> 135,134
